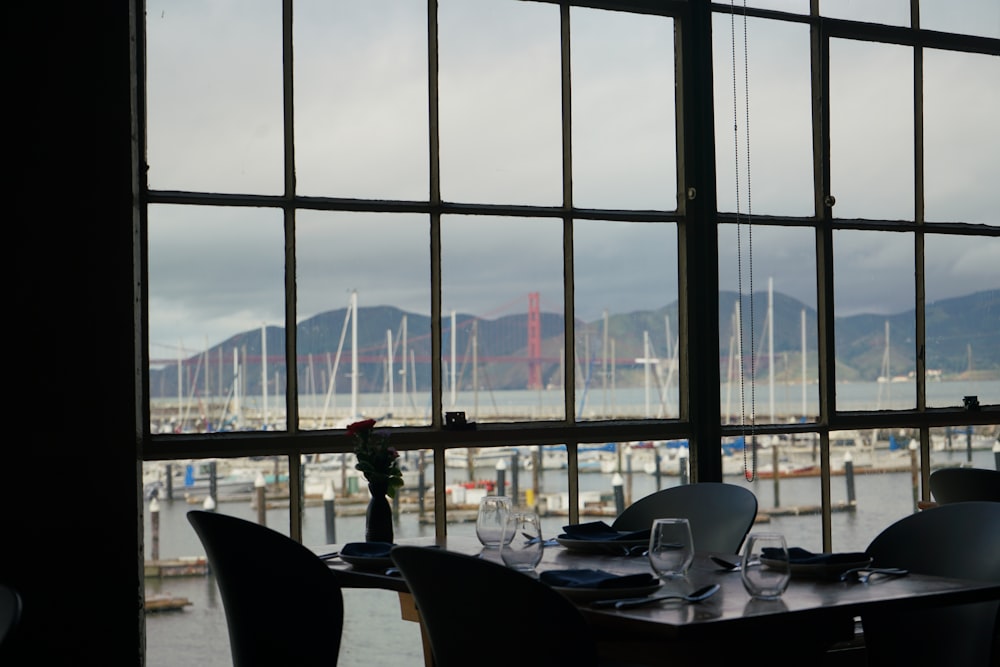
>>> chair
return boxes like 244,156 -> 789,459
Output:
187,511 -> 344,667
0,583 -> 22,648
930,466 -> 1000,504
861,501 -> 1000,667
610,482 -> 758,554
390,545 -> 601,667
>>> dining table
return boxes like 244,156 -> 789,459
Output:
313,535 -> 1000,666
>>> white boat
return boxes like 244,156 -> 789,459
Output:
144,459 -> 258,500
443,447 -> 528,470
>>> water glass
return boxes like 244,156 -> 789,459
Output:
647,518 -> 694,580
741,533 -> 791,600
500,511 -> 544,572
475,495 -> 512,547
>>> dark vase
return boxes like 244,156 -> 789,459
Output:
365,481 -> 394,543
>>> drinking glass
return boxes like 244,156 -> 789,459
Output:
741,533 -> 791,600
500,511 -> 544,572
647,518 -> 694,580
475,495 -> 512,547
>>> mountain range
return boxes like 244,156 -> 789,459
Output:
150,289 -> 999,399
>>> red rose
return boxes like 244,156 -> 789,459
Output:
347,418 -> 377,437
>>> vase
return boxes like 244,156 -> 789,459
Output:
365,481 -> 394,543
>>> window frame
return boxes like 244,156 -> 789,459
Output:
138,0 -> 1000,548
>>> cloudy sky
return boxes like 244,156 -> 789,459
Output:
144,0 -> 998,359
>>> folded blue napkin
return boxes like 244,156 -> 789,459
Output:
539,568 -> 658,589
341,542 -> 394,558
560,521 -> 650,542
762,547 -> 870,565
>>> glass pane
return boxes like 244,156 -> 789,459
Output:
444,444 -> 571,544
925,235 -> 1000,408
438,0 -> 561,205
148,205 -> 285,432
296,211 -> 432,429
830,39 -> 913,220
294,0 -> 429,200
924,49 -> 1000,226
821,0 -> 910,26
145,0 -> 283,193
826,428 -> 922,552
833,230 -> 915,410
921,0 -> 1000,39
740,457 -> 824,552
714,15 -> 813,217
574,220 -> 679,421
571,8 -> 676,210
441,215 -> 565,422
929,426 -> 1000,471
718,225 -> 819,424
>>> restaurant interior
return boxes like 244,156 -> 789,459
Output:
3,1 -> 998,666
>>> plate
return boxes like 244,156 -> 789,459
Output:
761,555 -> 872,579
556,536 -> 648,555
338,542 -> 395,571
551,582 -> 661,603
339,553 -> 394,571
552,583 -> 661,603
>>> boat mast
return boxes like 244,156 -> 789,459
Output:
351,290 -> 358,419
450,310 -> 457,407
801,309 -> 807,420
768,277 -> 775,424
261,322 -> 268,430
400,315 -> 407,420
386,328 -> 394,415
232,346 -> 241,429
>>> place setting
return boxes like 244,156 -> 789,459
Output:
542,516 -> 723,609
754,544 -> 909,582
554,519 -> 651,555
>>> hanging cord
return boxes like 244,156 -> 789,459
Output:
731,0 -> 755,481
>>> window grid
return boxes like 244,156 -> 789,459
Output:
141,1 -> 1000,551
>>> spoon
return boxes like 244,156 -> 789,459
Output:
591,583 -> 721,609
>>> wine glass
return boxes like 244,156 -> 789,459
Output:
741,533 -> 791,600
500,511 -> 544,573
647,518 -> 694,580
475,495 -> 512,548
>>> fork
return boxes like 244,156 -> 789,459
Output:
838,567 -> 909,583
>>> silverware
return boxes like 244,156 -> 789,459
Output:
710,555 -> 741,571
838,567 -> 908,583
317,551 -> 340,561
620,545 -> 649,557
591,583 -> 721,609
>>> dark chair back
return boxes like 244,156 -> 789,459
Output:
930,466 -> 1000,504
611,482 -> 758,554
0,583 -> 22,648
390,545 -> 599,667
862,501 -> 1000,667
187,511 -> 344,667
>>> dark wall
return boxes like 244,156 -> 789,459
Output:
4,1 -> 142,665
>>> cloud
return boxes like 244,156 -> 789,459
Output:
144,1 -> 999,354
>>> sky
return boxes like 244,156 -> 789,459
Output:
143,0 -> 999,358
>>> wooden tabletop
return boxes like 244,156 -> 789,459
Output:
315,535 -> 1000,663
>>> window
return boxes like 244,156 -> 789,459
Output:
141,0 -> 999,612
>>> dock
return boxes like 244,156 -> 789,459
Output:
145,594 -> 193,612
144,557 -> 209,578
